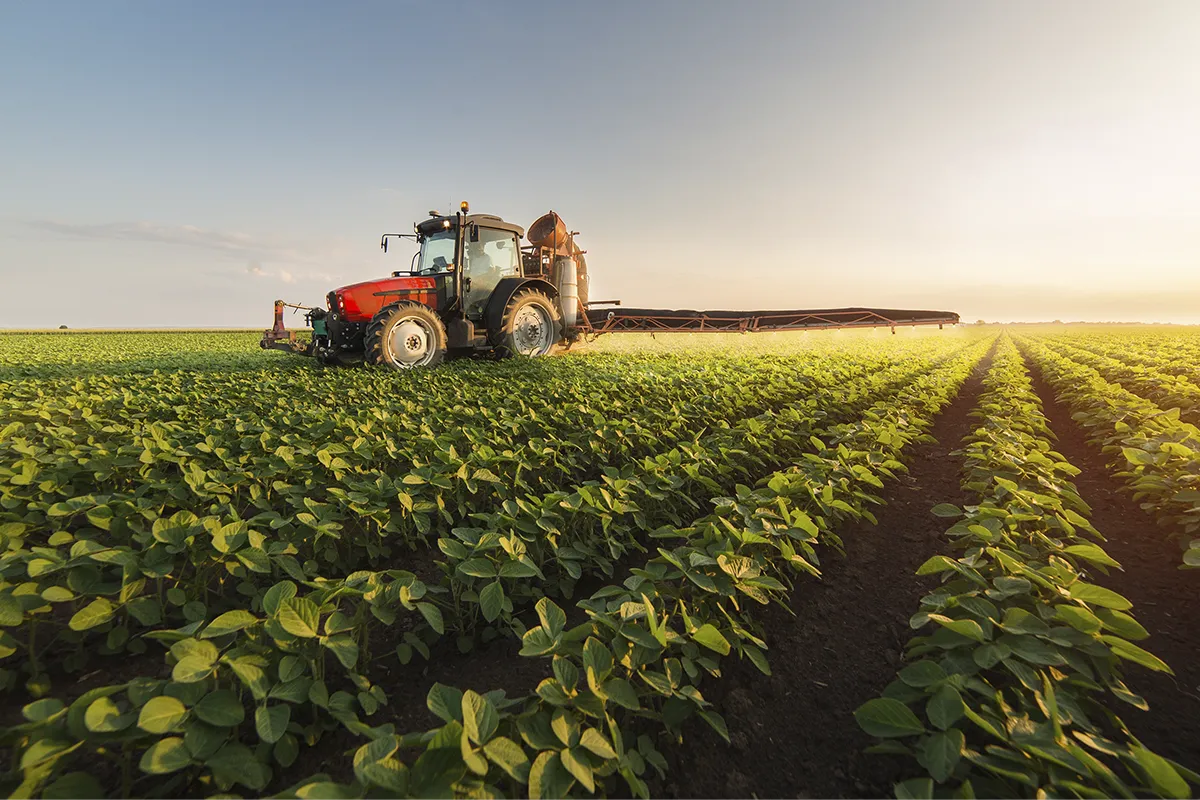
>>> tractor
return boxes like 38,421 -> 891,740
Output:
262,203 -> 586,367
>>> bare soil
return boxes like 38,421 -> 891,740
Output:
1027,370 -> 1200,773
661,358 -> 992,798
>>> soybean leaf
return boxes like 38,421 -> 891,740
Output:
899,661 -> 946,688
427,684 -> 464,724
854,698 -> 925,738
691,623 -> 731,655
138,737 -> 192,775
479,581 -> 505,623
69,598 -> 114,631
193,690 -> 245,726
23,698 -> 66,723
321,634 -> 360,669
256,704 -> 291,744
199,610 -> 259,639
1063,544 -> 1121,569
536,598 -> 566,637
137,696 -> 188,734
922,728 -> 965,783
172,655 -> 215,684
263,581 -> 297,616
482,736 -> 530,782
462,690 -> 499,745
580,728 -> 618,759
1070,583 -> 1132,610
529,751 -> 572,800
207,742 -> 269,791
416,602 -> 444,635
927,614 -> 987,642
278,597 -> 321,638
85,697 -> 133,733
598,678 -> 641,710
1101,636 -> 1174,674
926,685 -> 965,731
1129,745 -> 1190,799
1054,605 -> 1103,634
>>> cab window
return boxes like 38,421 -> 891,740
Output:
463,228 -> 520,317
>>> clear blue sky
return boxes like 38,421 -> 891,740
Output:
2,1 -> 1199,326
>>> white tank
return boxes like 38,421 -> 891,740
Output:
555,256 -> 578,328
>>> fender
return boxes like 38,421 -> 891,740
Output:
484,277 -> 558,334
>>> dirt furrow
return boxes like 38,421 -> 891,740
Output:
663,356 -> 993,799
1026,369 -> 1200,771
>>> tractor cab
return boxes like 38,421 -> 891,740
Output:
402,213 -> 526,320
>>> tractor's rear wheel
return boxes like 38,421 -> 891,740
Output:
491,289 -> 562,359
364,302 -> 448,370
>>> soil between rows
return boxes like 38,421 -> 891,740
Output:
1026,369 -> 1200,772
662,354 -> 993,798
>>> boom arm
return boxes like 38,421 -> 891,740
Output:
583,306 -> 960,334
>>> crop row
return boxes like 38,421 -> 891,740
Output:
1017,338 -> 1200,569
1033,338 -> 1200,426
1038,331 -> 1200,384
2,338 -> 989,797
856,335 -> 1197,798
267,336 -> 992,799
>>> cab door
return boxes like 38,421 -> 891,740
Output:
463,228 -> 520,319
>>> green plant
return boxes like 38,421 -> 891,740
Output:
857,336 -> 1198,798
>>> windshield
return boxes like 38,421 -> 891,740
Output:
416,230 -> 455,275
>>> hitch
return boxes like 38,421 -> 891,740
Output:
260,300 -> 321,355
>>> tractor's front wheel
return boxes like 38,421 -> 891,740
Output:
364,302 -> 448,370
491,289 -> 562,359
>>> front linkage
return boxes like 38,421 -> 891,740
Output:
260,300 -> 333,360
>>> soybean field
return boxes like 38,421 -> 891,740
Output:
1,327 -> 1198,799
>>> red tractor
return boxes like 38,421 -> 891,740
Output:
262,202 -> 960,369
263,203 -> 586,367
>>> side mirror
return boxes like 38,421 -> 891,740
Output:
469,224 -> 480,242
381,238 -> 388,253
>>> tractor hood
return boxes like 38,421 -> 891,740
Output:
331,275 -> 442,323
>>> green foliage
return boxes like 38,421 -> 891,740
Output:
857,336 -> 1198,798
1020,334 -> 1200,567
273,337 -> 989,798
0,331 -> 996,797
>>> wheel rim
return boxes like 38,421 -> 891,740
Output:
385,317 -> 437,368
512,304 -> 553,356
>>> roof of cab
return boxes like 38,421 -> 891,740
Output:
415,213 -> 525,238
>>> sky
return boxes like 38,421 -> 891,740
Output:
2,0 -> 1199,327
